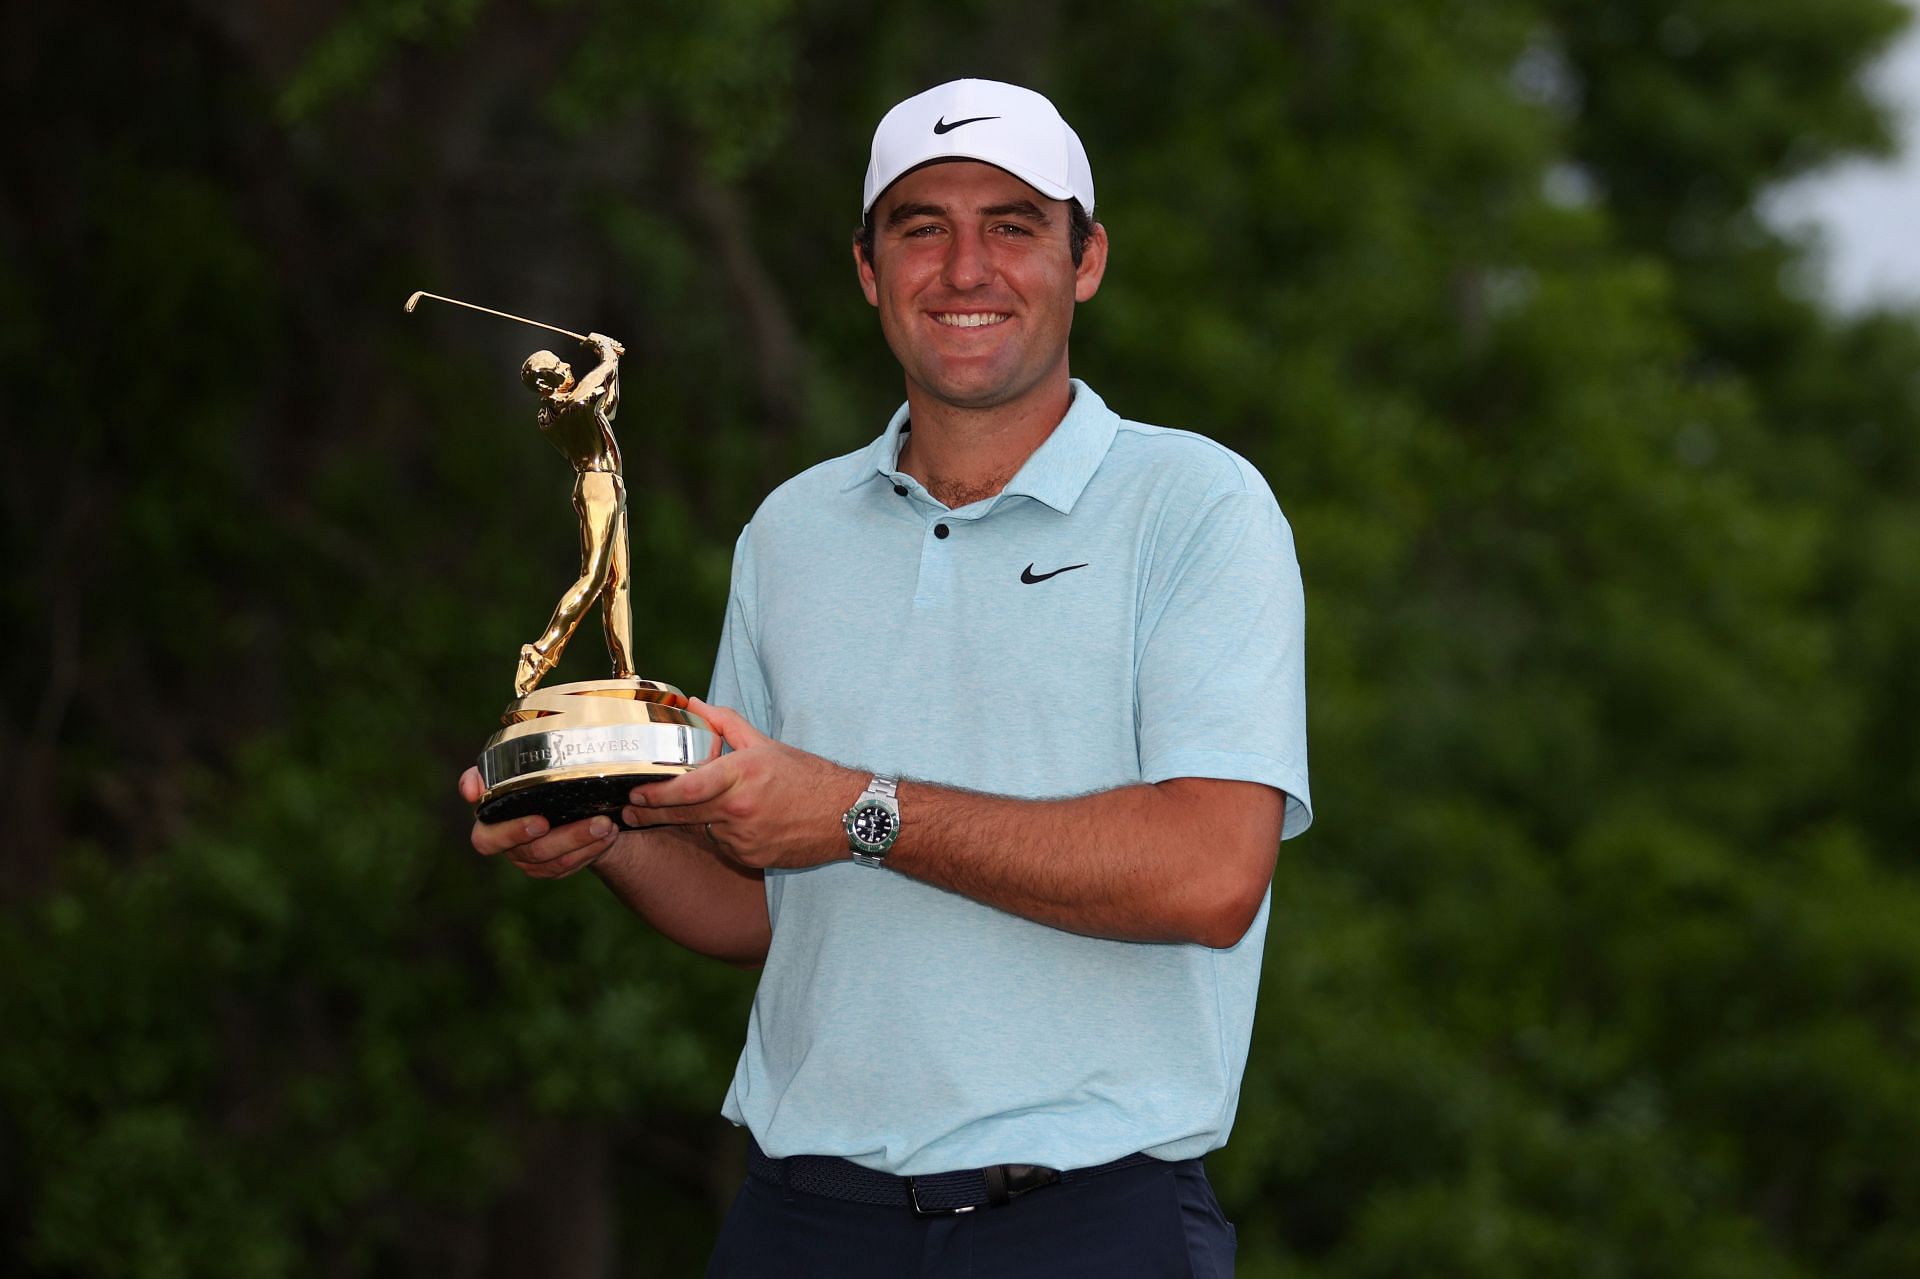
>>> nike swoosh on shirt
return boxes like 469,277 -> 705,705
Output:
933,115 -> 1000,134
1021,562 -> 1089,584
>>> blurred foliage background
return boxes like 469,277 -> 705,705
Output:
4,0 -> 1918,1275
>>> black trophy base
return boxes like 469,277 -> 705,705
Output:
475,774 -> 664,830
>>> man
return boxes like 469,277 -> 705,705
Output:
461,78 -> 1311,1276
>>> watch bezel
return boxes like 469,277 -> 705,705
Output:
843,783 -> 900,865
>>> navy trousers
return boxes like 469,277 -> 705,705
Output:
706,1155 -> 1237,1278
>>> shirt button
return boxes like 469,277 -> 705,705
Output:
934,523 -> 950,539
893,484 -> 908,496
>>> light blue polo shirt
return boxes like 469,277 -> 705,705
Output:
708,380 -> 1310,1175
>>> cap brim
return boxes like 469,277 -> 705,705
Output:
864,152 -> 1078,215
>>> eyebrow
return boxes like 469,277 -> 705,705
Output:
980,200 -> 1051,223
884,199 -> 1054,227
886,202 -> 947,227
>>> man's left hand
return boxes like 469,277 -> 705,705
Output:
622,699 -> 864,870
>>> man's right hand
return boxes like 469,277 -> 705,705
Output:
458,766 -> 773,965
460,766 -> 622,880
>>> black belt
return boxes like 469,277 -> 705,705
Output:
747,1137 -> 1158,1216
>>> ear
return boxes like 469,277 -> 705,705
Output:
1074,222 -> 1109,303
853,238 -> 880,307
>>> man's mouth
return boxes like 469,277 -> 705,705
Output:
931,312 -> 1010,328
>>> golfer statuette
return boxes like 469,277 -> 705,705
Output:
405,290 -> 715,827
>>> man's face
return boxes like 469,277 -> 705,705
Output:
856,160 -> 1107,413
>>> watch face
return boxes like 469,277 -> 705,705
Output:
849,801 -> 897,847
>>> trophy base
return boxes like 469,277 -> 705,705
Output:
475,678 -> 715,829
476,772 -> 689,828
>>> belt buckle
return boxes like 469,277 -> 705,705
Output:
907,1177 -> 978,1217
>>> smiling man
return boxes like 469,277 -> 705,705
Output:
462,79 -> 1311,1277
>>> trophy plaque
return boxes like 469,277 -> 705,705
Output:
406,290 -> 716,828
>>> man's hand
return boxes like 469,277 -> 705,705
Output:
458,763 -> 772,963
621,699 -> 865,870
460,766 -> 621,880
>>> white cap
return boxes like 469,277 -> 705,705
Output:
862,79 -> 1095,216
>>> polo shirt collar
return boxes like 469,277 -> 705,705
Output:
842,379 -> 1119,515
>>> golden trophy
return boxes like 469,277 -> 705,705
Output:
407,291 -> 715,827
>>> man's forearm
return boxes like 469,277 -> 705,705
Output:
880,776 -> 1284,948
621,704 -> 1286,948
593,827 -> 770,966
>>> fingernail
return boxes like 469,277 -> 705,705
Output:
622,807 -> 641,827
523,817 -> 548,838
628,788 -> 649,806
589,817 -> 613,838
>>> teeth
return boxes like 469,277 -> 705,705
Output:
934,313 -> 1008,328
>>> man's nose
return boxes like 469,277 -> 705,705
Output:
940,227 -> 993,289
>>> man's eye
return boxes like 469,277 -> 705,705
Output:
993,223 -> 1033,236
904,224 -> 943,237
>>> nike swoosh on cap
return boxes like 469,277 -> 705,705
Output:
933,115 -> 1000,135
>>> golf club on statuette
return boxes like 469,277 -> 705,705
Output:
403,290 -> 597,345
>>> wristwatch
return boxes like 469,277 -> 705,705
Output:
843,776 -> 900,868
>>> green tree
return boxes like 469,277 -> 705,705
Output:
3,0 -> 1915,1274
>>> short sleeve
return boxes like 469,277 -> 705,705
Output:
706,527 -> 775,737
1135,488 -> 1312,838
